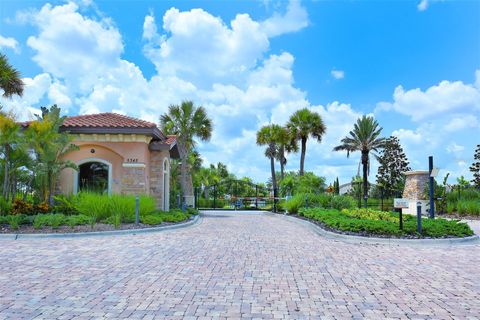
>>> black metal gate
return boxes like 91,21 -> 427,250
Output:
195,179 -> 274,210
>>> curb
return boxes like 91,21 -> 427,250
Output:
270,213 -> 480,247
0,214 -> 201,240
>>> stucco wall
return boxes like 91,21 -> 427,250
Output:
59,140 -> 151,195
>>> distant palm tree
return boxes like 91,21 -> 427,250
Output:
0,53 -> 24,98
0,113 -> 21,200
275,126 -> 297,180
287,108 -> 326,175
333,115 -> 385,208
256,124 -> 282,201
161,101 -> 212,197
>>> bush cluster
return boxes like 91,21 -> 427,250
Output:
0,193 -> 196,231
279,193 -> 356,214
298,207 -> 473,238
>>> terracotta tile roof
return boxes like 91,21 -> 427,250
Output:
165,135 -> 177,145
62,113 -> 157,128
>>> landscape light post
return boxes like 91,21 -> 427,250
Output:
429,156 -> 435,219
416,201 -> 422,233
135,195 -> 139,226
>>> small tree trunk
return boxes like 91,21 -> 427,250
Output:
48,170 -> 54,207
2,144 -> 10,201
299,137 -> 306,176
362,151 -> 369,208
11,171 -> 17,202
280,146 -> 285,180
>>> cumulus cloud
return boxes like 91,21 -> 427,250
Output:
331,69 -> 344,80
261,0 -> 309,37
376,70 -> 480,121
417,0 -> 429,11
0,35 -> 20,53
446,142 -> 465,154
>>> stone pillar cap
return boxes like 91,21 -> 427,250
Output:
405,170 -> 429,176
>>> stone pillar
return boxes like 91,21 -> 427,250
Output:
149,150 -> 169,210
402,171 -> 429,215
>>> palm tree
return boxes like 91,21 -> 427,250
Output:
0,53 -> 24,98
256,124 -> 282,207
25,105 -> 79,206
333,116 -> 385,208
287,108 -> 326,175
0,113 -> 21,201
160,101 -> 212,198
275,126 -> 297,180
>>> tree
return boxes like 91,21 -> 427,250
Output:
375,136 -> 411,197
279,171 -> 326,196
160,101 -> 213,197
333,116 -> 385,208
0,112 -> 21,201
470,144 -> 480,188
287,108 -> 326,175
257,124 -> 282,199
0,53 -> 24,98
25,105 -> 79,206
334,177 -> 340,195
275,126 -> 297,180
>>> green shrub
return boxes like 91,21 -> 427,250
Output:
65,214 -> 90,228
158,210 -> 190,223
330,196 -> 356,210
32,214 -> 66,229
186,207 -> 199,215
341,208 -> 398,222
0,198 -> 12,215
141,214 -> 164,225
285,195 -> 305,214
298,207 -> 473,238
74,192 -> 156,222
6,214 -> 28,230
53,195 -> 79,215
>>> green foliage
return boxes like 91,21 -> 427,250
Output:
158,210 -> 190,223
32,213 -> 66,229
0,197 -> 11,215
141,214 -> 164,225
74,192 -> 156,223
469,144 -> 480,187
341,208 -> 398,222
279,171 -> 326,196
65,214 -> 90,228
283,193 -> 356,214
299,208 -> 473,238
376,136 -> 410,197
53,195 -> 79,215
11,198 -> 34,215
6,214 -> 28,230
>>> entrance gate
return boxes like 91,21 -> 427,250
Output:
194,179 -> 277,211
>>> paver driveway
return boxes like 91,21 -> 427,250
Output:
1,211 -> 479,319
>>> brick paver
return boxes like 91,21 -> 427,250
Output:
1,211 -> 479,319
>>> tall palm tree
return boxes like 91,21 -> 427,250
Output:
287,108 -> 326,175
275,126 -> 297,180
0,53 -> 24,98
161,101 -> 212,197
333,115 -> 385,208
256,124 -> 282,205
0,113 -> 21,200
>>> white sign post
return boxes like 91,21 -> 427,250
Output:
394,198 -> 409,209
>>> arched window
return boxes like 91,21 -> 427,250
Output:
74,158 -> 112,195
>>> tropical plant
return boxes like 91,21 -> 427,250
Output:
25,105 -> 79,205
160,101 -> 213,198
256,124 -> 282,199
333,115 -> 386,208
469,144 -> 480,188
0,53 -> 24,98
286,108 -> 326,175
376,136 -> 411,197
0,112 -> 21,201
279,171 -> 326,196
275,126 -> 297,180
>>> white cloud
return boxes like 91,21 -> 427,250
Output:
446,142 -> 465,154
26,2 -> 124,92
331,69 -> 344,80
417,0 -> 429,11
376,70 -> 480,121
445,114 -> 479,132
261,0 -> 309,37
0,35 -> 20,53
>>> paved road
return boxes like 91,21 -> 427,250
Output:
0,211 -> 479,319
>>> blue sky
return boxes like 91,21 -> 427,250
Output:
1,0 -> 479,185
